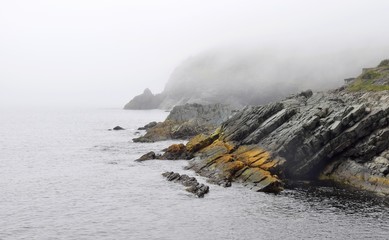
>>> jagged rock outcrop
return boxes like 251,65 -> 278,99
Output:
181,88 -> 389,195
124,88 -> 165,110
133,103 -> 235,142
162,172 -> 210,198
138,87 -> 388,195
134,61 -> 389,195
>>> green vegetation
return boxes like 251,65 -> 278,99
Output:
348,78 -> 389,92
348,65 -> 389,92
360,70 -> 381,80
378,59 -> 389,67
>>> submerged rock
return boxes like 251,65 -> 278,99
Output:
113,126 -> 125,130
162,171 -> 209,197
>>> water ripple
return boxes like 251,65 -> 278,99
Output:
0,108 -> 388,240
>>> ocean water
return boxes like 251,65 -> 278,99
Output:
0,107 -> 388,240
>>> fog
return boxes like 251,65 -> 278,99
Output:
157,46 -> 389,108
1,0 -> 389,108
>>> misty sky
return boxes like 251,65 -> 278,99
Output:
1,0 -> 389,107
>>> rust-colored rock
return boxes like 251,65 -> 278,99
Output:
320,159 -> 389,196
187,135 -> 285,193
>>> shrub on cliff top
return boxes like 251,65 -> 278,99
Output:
378,59 -> 389,67
360,70 -> 381,80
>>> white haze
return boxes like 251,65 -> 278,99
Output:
0,0 -> 389,107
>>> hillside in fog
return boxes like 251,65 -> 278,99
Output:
124,47 -> 389,110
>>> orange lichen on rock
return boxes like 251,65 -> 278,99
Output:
199,139 -> 234,158
260,159 -> 282,171
214,154 -> 235,164
320,159 -> 389,196
232,145 -> 274,168
238,167 -> 283,192
183,127 -> 284,193
190,139 -> 284,192
221,161 -> 245,176
322,173 -> 389,196
186,128 -> 222,153
239,167 -> 271,182
166,143 -> 186,153
186,134 -> 208,152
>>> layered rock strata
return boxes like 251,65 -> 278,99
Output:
137,88 -> 389,195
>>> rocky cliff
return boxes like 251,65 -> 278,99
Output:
136,60 -> 389,196
183,89 -> 389,195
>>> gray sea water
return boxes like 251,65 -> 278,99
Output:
0,107 -> 388,240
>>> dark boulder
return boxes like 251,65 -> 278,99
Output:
138,121 -> 157,130
135,144 -> 192,162
135,151 -> 156,162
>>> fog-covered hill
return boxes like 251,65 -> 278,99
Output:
125,47 -> 389,110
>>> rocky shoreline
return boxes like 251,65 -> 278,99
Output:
134,61 -> 389,197
133,103 -> 235,142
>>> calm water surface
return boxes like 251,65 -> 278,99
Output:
0,107 -> 388,240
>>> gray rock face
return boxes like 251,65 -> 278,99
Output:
184,89 -> 389,195
219,90 -> 389,178
133,103 -> 235,142
166,103 -> 233,126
